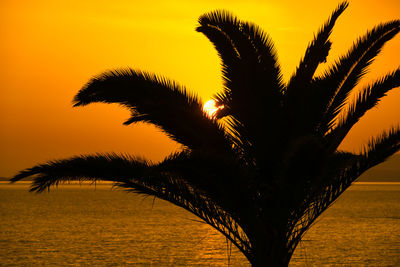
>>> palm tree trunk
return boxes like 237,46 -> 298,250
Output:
247,225 -> 292,267
250,244 -> 291,267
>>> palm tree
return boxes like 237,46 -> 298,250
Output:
11,1 -> 400,266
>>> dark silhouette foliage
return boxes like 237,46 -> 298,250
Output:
12,2 -> 400,266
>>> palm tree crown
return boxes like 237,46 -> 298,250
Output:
12,1 -> 400,266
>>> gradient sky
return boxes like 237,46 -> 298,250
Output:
1,0 -> 399,177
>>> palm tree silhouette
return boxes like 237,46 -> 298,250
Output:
11,1 -> 400,266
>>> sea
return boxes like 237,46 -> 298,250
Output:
1,182 -> 399,266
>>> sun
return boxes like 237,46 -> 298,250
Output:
203,99 -> 223,118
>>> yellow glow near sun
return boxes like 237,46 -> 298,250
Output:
203,99 -> 223,118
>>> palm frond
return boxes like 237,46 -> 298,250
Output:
11,153 -> 151,192
240,22 -> 286,141
198,10 -> 284,118
290,129 -> 400,251
361,126 -> 400,168
286,151 -> 360,252
240,22 -> 285,96
11,153 -> 251,258
317,131 -> 400,215
320,20 -> 400,130
155,149 -> 253,224
196,21 -> 239,68
198,11 -> 287,169
73,69 -> 230,152
223,116 -> 255,166
196,21 -> 239,113
283,1 -> 348,137
327,69 -> 400,150
198,10 -> 254,114
116,177 -> 252,260
198,10 -> 255,62
154,150 -> 231,196
286,1 -> 348,95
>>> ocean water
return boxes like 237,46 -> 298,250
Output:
1,182 -> 399,266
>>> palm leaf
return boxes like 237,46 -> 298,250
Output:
318,127 -> 400,221
319,20 -> 400,131
198,10 -> 256,63
290,128 -> 400,251
198,11 -> 288,172
286,1 -> 348,95
116,177 -> 252,260
11,153 -> 152,192
287,151 -> 362,253
198,10 -> 284,128
11,153 -> 252,259
154,149 -> 250,215
196,21 -> 240,113
198,10 -> 254,116
327,69 -> 400,150
283,1 -> 348,137
240,22 -> 285,98
361,126 -> 400,167
73,69 -> 230,153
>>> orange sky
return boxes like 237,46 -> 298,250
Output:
0,0 -> 399,177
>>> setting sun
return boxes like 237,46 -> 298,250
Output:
203,99 -> 223,118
